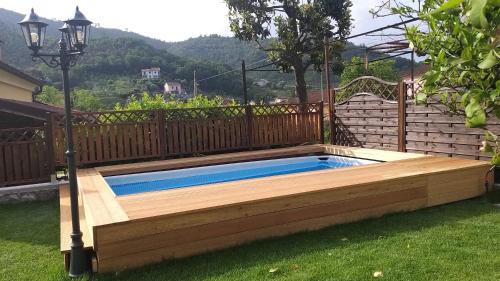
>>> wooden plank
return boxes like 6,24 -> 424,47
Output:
137,124 -> 144,157
88,126 -> 96,162
20,143 -> 30,179
97,186 -> 426,260
122,125 -> 131,159
79,127 -> 89,164
77,169 -> 128,227
109,126 -> 117,160
0,145 -> 5,183
117,126 -> 125,160
101,176 -> 427,243
27,143 -> 37,179
12,144 -> 22,180
97,198 -> 426,272
102,126 -> 110,161
59,184 -> 94,252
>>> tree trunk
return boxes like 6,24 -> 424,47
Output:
294,61 -> 308,104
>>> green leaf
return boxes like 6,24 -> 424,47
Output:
491,154 -> 500,166
489,0 -> 500,8
469,0 -> 488,28
465,99 -> 486,127
478,50 -> 498,69
431,0 -> 464,14
416,92 -> 427,104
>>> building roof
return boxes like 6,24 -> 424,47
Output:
0,98 -> 65,120
0,61 -> 44,86
142,67 -> 160,71
165,81 -> 181,86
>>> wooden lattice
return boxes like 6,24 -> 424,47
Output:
54,110 -> 157,126
252,103 -> 321,115
335,76 -> 399,102
0,127 -> 46,143
164,106 -> 245,121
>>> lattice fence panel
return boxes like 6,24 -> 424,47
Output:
55,110 -> 157,126
164,106 -> 246,121
335,76 -> 399,103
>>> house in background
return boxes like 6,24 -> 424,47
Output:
164,81 -> 182,94
0,60 -> 43,102
141,67 -> 160,79
0,61 -> 65,129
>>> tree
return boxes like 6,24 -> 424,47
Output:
36,85 -> 64,106
114,93 -> 237,111
72,89 -> 103,112
339,56 -> 400,86
373,0 -> 499,163
225,0 -> 352,103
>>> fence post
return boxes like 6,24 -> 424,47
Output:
45,112 -> 56,177
330,89 -> 336,145
398,82 -> 407,152
245,105 -> 253,150
319,101 -> 325,144
156,109 -> 167,159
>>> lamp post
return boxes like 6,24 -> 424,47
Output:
19,7 -> 92,278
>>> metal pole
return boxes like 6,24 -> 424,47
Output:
324,35 -> 334,145
59,38 -> 87,278
241,60 -> 248,105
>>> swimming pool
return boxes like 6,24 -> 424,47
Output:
106,155 -> 378,196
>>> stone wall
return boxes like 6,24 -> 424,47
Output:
0,183 -> 60,204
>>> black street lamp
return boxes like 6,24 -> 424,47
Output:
19,7 -> 92,278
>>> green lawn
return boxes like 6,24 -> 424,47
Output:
1,198 -> 499,281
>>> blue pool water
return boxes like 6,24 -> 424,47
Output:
106,155 -> 378,196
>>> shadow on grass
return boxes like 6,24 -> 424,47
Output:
93,198 -> 498,281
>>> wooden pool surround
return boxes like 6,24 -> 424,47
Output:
60,145 -> 492,272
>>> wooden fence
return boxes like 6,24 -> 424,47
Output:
52,103 -> 323,166
0,127 -> 51,186
332,76 -> 499,161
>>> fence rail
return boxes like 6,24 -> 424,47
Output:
51,103 -> 323,166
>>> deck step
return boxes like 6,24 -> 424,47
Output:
59,184 -> 94,253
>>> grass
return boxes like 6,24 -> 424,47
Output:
0,198 -> 499,281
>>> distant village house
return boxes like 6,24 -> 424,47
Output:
164,81 -> 182,94
141,67 -> 160,79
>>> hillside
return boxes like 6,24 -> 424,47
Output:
0,8 -> 241,104
0,8 -> 417,105
164,35 -> 416,78
0,8 -> 172,69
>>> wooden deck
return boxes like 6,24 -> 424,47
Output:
60,145 -> 492,272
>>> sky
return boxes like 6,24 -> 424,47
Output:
1,0 -> 408,45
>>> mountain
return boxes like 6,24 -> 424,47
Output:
164,35 -> 416,79
0,8 -> 241,104
0,8 -> 172,69
0,8 -> 417,105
